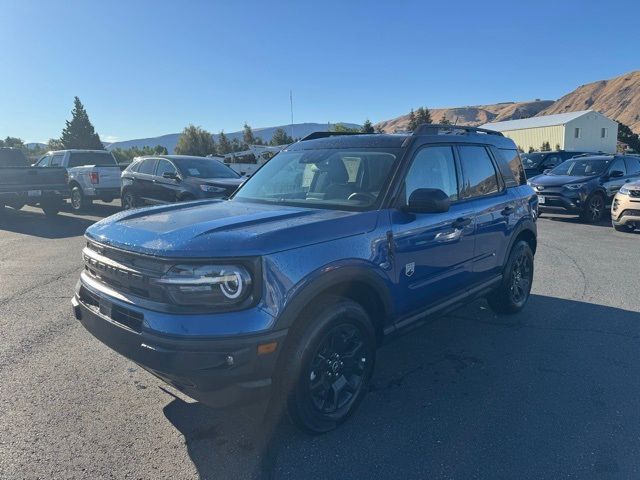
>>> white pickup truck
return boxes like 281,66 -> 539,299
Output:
35,150 -> 122,212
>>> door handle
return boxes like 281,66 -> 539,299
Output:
501,206 -> 515,216
452,217 -> 472,229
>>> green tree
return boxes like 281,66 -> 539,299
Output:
0,136 -> 25,148
242,122 -> 256,145
528,146 -> 535,153
270,127 -> 294,145
517,145 -> 524,153
59,97 -> 103,149
407,109 -> 417,131
174,125 -> 216,156
231,137 -> 244,152
617,121 -> 640,153
361,119 -> 374,133
217,131 -> 232,154
555,143 -> 561,151
416,106 -> 432,126
330,123 -> 360,133
439,115 -> 451,125
47,138 -> 65,151
111,145 -> 169,163
541,141 -> 551,151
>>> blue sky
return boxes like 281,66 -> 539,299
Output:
1,0 -> 638,143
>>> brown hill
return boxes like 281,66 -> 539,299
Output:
537,70 -> 640,132
375,70 -> 640,133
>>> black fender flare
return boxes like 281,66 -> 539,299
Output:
504,217 -> 537,267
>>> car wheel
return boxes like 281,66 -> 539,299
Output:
122,191 -> 138,210
613,222 -> 634,233
487,240 -> 534,314
580,193 -> 605,223
278,297 -> 376,434
70,186 -> 92,212
41,198 -> 62,217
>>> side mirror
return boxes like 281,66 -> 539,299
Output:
609,170 -> 624,178
405,188 -> 450,213
162,171 -> 179,180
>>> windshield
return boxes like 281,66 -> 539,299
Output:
549,158 -> 610,176
174,157 -> 239,179
234,148 -> 399,210
521,153 -> 545,168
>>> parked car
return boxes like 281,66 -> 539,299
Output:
611,179 -> 640,232
72,125 -> 537,433
120,155 -> 243,209
35,150 -> 121,212
0,147 -> 68,216
521,150 -> 593,178
528,154 -> 640,223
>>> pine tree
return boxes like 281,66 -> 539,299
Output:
242,122 -> 256,145
231,138 -> 244,152
439,114 -> 451,125
270,127 -> 294,145
416,106 -> 432,126
541,141 -> 551,152
361,119 -> 375,133
528,146 -> 535,153
555,143 -> 561,151
217,131 -> 232,154
174,125 -> 216,156
407,109 -> 417,131
59,97 -> 103,149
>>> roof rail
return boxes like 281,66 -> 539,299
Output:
299,131 -> 368,141
413,123 -> 504,137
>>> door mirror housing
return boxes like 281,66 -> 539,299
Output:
162,171 -> 179,180
405,188 -> 450,214
609,170 -> 624,178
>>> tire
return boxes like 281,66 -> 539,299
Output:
100,197 -> 114,203
121,191 -> 138,210
487,240 -> 534,314
613,222 -> 634,233
70,185 -> 92,212
41,198 -> 62,217
277,297 -> 376,434
580,193 -> 605,223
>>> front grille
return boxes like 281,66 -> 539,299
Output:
621,209 -> 640,217
630,190 -> 640,198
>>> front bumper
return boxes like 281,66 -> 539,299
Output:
72,279 -> 287,408
536,192 -> 584,214
612,209 -> 640,226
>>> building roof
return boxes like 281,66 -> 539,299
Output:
480,110 -> 601,132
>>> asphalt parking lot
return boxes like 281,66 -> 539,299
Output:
1,203 -> 639,479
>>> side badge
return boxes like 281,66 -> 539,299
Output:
405,262 -> 415,277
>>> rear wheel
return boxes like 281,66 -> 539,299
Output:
121,191 -> 138,210
278,297 -> 376,434
70,186 -> 92,212
487,240 -> 534,314
580,193 -> 605,223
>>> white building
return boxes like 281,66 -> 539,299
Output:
480,110 -> 618,153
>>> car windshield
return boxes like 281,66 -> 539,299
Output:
234,148 -> 400,210
174,157 -> 239,179
521,153 -> 546,168
548,158 -> 611,176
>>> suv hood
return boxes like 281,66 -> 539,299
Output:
529,174 -> 597,187
86,200 -> 379,257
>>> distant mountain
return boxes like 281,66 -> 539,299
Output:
25,142 -> 46,150
376,70 -> 640,134
104,122 -> 361,152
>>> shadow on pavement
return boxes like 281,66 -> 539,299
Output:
162,294 -> 640,479
541,211 -> 613,228
0,202 -> 121,238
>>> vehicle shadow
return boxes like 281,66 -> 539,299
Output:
0,203 -> 121,238
541,212 -> 613,228
162,294 -> 640,479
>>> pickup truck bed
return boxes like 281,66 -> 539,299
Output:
0,148 -> 69,217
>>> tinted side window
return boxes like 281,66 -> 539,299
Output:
543,154 -> 562,168
155,159 -> 177,177
624,157 -> 640,175
138,159 -> 158,175
404,146 -> 458,203
459,145 -> 500,199
37,155 -> 51,167
609,158 -> 626,176
50,154 -> 64,167
494,148 -> 525,186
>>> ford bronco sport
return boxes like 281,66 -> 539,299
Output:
73,125 -> 537,433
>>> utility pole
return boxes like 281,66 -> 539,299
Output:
290,90 -> 294,140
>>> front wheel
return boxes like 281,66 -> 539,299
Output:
70,186 -> 92,212
279,297 -> 376,434
487,240 -> 534,314
580,193 -> 605,223
121,191 -> 138,210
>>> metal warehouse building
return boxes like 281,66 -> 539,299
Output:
481,110 -> 618,153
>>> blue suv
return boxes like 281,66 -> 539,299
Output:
73,125 -> 537,433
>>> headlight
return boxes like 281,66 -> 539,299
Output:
153,264 -> 252,306
199,184 -> 226,193
618,186 -> 630,196
565,183 -> 585,190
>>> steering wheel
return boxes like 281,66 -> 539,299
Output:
348,192 -> 376,203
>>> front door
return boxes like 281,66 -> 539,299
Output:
153,159 -> 180,203
391,145 -> 476,317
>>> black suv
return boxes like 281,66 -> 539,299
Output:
528,154 -> 640,222
521,150 -> 593,178
121,155 -> 244,209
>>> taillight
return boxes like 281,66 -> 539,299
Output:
90,172 -> 99,184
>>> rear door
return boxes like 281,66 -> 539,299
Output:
135,158 -> 158,203
624,156 -> 640,183
391,144 -> 476,317
457,144 -> 517,285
